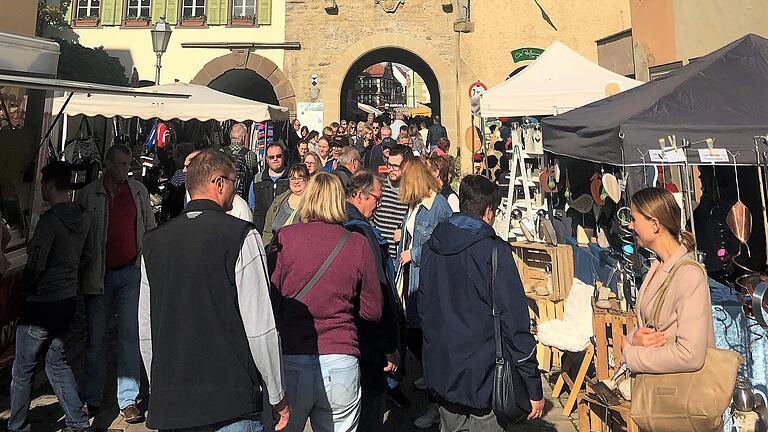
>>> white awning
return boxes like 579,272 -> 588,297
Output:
357,102 -> 383,116
471,41 -> 643,118
0,74 -> 190,98
51,82 -> 289,122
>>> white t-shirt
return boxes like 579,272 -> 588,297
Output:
228,195 -> 253,222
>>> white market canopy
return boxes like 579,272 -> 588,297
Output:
471,41 -> 643,118
52,82 -> 290,122
357,102 -> 383,116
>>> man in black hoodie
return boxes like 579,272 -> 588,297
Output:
418,175 -> 544,431
8,161 -> 92,432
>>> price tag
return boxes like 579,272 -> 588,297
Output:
698,148 -> 729,163
648,149 -> 686,163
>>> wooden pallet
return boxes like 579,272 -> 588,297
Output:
592,303 -> 637,380
511,241 -> 574,301
578,393 -> 639,432
527,293 -> 565,372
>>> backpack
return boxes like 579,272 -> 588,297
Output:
222,146 -> 253,199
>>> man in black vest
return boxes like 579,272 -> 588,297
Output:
139,150 -> 290,431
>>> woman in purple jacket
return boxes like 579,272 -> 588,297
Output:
269,172 -> 383,432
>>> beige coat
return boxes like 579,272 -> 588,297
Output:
623,245 -> 715,374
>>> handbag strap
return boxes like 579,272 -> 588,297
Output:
649,259 -> 705,328
294,230 -> 350,302
491,245 -> 503,363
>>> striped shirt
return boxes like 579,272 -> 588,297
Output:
372,178 -> 409,257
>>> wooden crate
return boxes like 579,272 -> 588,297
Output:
511,241 -> 574,301
527,294 -> 565,372
578,393 -> 639,432
592,303 -> 637,381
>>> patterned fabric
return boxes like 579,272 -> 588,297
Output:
372,178 -> 409,258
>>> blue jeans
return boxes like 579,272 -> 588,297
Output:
9,323 -> 89,432
84,265 -> 142,409
164,415 -> 263,432
282,354 -> 361,432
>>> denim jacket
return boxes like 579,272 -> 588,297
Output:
397,191 -> 452,326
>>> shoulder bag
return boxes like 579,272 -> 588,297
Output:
490,245 -> 532,421
630,259 -> 743,432
294,231 -> 350,302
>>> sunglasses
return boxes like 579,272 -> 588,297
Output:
267,154 -> 283,160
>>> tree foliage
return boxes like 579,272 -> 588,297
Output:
36,1 -> 128,86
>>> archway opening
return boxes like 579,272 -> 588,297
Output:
208,69 -> 279,106
340,47 -> 440,122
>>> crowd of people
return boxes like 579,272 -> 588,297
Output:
8,113 -> 546,432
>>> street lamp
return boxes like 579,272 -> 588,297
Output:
151,16 -> 173,85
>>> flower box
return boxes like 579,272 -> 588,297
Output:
230,16 -> 255,26
124,17 -> 151,27
73,17 -> 99,27
179,16 -> 206,27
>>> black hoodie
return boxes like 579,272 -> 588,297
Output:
22,202 -> 91,303
418,213 -> 543,410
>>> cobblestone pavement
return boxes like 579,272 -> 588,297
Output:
0,306 -> 577,431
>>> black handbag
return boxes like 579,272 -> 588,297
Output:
490,245 -> 532,421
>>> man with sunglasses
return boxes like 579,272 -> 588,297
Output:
344,173 -> 401,432
249,143 -> 289,232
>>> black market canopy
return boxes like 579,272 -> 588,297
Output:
542,34 -> 768,166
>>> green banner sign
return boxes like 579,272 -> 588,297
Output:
511,47 -> 545,63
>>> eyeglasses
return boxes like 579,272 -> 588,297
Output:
289,177 -> 307,183
305,161 -> 316,166
373,126 -> 380,130
267,154 -> 283,160
386,162 -> 401,170
369,192 -> 383,206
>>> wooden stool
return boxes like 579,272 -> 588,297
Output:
591,302 -> 636,380
552,344 -> 594,416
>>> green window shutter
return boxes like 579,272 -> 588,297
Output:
207,0 -> 222,25
166,0 -> 178,23
257,0 -> 271,25
65,1 -> 73,22
101,0 -> 116,24
152,0 -> 167,22
114,0 -> 124,24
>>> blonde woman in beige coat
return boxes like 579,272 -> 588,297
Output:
621,187 -> 715,374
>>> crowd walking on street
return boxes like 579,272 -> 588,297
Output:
7,114 -> 546,432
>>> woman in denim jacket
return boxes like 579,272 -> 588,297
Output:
396,157 -> 452,428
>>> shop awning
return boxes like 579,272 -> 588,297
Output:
51,82 -> 289,122
542,34 -> 768,166
357,102 -> 383,116
471,41 -> 642,118
0,74 -> 190,98
401,103 -> 432,117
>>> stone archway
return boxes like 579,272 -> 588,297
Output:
326,34 -> 457,144
191,51 -> 297,115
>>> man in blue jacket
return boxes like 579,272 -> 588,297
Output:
418,175 -> 544,430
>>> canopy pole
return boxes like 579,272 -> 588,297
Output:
470,114 -> 476,174
60,114 -> 68,157
38,91 -> 74,152
680,141 -> 698,258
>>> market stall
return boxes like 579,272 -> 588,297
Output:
516,34 -> 768,432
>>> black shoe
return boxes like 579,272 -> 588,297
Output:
63,427 -> 92,432
121,404 -> 145,424
386,386 -> 411,409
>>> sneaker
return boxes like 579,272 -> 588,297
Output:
413,377 -> 427,391
386,386 -> 411,409
413,403 -> 440,429
121,404 -> 145,424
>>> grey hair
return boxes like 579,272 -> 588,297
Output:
345,172 -> 381,198
230,123 -> 247,143
337,146 -> 360,166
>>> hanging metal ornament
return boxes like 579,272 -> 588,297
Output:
727,153 -> 752,258
564,169 -> 572,198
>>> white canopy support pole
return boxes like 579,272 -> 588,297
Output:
60,113 -> 68,157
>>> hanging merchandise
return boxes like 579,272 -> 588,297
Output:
602,173 -> 621,204
144,120 -> 158,149
156,122 -> 170,149
564,169 -> 572,199
63,117 -> 102,189
590,173 -> 604,206
726,154 -> 753,259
